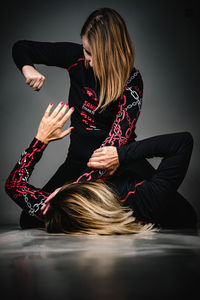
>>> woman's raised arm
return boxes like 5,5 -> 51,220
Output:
12,40 -> 83,90
5,103 -> 74,220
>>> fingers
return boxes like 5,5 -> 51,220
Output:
88,148 -> 105,160
87,160 -> 118,173
26,78 -> 34,85
50,102 -> 65,118
59,126 -> 75,138
32,79 -> 41,90
38,102 -> 75,143
93,149 -> 104,156
60,107 -> 75,125
87,158 -> 108,169
41,202 -> 48,211
44,102 -> 68,119
88,156 -> 103,164
41,187 -> 62,215
41,200 -> 50,215
55,103 -> 70,122
87,146 -> 119,171
87,148 -> 106,167
43,102 -> 54,118
43,203 -> 50,215
92,147 -> 110,157
90,151 -> 104,158
35,78 -> 45,91
94,147 -> 104,153
50,103 -> 74,125
45,187 -> 61,203
92,147 -> 118,159
26,75 -> 45,90
43,101 -> 75,121
107,166 -> 118,176
87,161 -> 105,169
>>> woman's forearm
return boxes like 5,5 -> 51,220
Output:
117,132 -> 193,165
5,138 -> 50,219
117,132 -> 193,190
5,102 -> 75,218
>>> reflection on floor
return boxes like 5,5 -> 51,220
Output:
0,226 -> 200,300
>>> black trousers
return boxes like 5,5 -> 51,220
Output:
20,133 -> 197,229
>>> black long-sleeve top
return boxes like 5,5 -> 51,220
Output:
12,40 -> 143,182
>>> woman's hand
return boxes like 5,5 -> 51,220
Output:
41,187 -> 61,215
36,102 -> 74,144
87,146 -> 120,176
22,65 -> 45,91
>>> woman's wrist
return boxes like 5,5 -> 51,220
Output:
35,134 -> 49,144
22,64 -> 35,74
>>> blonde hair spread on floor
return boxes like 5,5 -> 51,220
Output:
45,181 -> 154,235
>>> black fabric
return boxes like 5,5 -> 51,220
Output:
42,159 -> 87,193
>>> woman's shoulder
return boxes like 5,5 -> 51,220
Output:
56,41 -> 83,52
126,67 -> 143,86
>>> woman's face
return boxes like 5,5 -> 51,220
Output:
82,35 -> 93,68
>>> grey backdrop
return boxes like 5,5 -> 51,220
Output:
0,0 -> 199,225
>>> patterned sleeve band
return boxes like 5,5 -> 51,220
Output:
5,138 -> 50,220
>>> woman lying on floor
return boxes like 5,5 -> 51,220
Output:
5,103 -> 196,234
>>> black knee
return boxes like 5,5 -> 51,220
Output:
177,132 -> 194,154
182,132 -> 193,146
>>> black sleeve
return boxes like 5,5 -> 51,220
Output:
117,132 -> 193,190
12,40 -> 83,71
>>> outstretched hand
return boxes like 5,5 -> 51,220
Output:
36,102 -> 74,144
87,146 -> 120,176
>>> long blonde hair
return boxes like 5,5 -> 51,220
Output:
45,181 -> 153,235
80,8 -> 135,110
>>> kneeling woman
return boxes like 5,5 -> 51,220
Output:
5,103 -> 196,234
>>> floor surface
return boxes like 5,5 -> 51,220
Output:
0,226 -> 200,300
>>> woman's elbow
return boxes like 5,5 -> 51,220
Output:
12,40 -> 26,49
182,131 -> 194,148
12,40 -> 26,59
